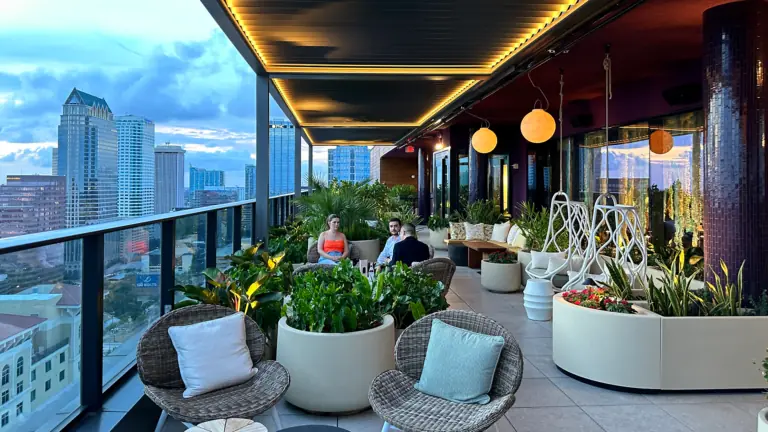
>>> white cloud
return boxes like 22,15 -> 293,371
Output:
0,141 -> 56,157
182,144 -> 232,154
156,125 -> 255,142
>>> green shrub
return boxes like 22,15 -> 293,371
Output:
427,215 -> 450,231
644,251 -> 702,317
465,199 -> 501,225
375,262 -> 448,329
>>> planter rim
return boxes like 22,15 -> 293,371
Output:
279,314 -> 394,338
482,260 -> 519,264
554,293 -> 656,317
760,407 -> 768,422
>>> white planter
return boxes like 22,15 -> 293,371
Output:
523,279 -> 553,321
481,261 -> 521,292
552,295 -> 768,390
758,407 -> 768,432
350,239 -> 380,263
276,315 -> 395,413
429,228 -> 449,250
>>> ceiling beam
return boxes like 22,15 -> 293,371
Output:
268,72 -> 490,82
200,0 -> 267,76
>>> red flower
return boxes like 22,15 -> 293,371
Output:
574,300 -> 581,305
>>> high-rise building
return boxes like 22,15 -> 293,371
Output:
116,115 -> 155,219
369,146 -> 393,182
189,167 -> 224,193
245,164 -> 256,199
56,88 -> 118,275
51,147 -> 58,176
328,146 -> 371,183
154,144 -> 186,213
270,118 -> 295,196
190,187 -> 240,208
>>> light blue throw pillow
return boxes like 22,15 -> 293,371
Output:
414,318 -> 505,404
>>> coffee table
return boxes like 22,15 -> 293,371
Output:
464,241 -> 506,269
187,418 -> 267,432
278,427 -> 350,432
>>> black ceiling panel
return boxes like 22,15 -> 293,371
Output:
306,127 -> 412,144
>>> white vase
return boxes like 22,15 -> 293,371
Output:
524,279 -> 553,321
276,315 -> 395,414
429,228 -> 449,250
481,261 -> 521,292
758,407 -> 768,432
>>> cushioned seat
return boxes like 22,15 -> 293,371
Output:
526,267 -> 569,288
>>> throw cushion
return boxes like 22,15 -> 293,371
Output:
506,225 -> 520,244
483,224 -> 494,241
449,222 -> 466,240
546,256 -> 584,276
168,312 -> 257,398
464,222 -> 485,241
490,222 -> 511,242
414,319 -> 505,404
530,251 -> 565,269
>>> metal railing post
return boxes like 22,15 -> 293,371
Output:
160,220 -> 175,314
206,211 -> 217,269
232,206 -> 242,253
251,202 -> 257,246
81,234 -> 104,409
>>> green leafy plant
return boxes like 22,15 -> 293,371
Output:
514,202 -> 550,251
296,175 -> 378,240
597,259 -> 637,301
698,260 -> 745,316
174,245 -> 290,336
285,259 -> 383,333
427,215 -> 450,231
389,184 -> 417,205
749,292 -> 768,316
757,349 -> 768,392
644,251 -> 701,317
269,218 -> 309,264
465,199 -> 501,225
562,287 -> 635,314
487,251 -> 517,264
375,262 -> 448,329
649,242 -> 704,276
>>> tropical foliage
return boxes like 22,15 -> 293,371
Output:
597,259 -> 637,300
698,260 -> 745,316
513,202 -> 564,252
644,251 -> 701,317
296,175 -> 378,241
269,218 -> 310,264
174,245 -> 291,336
427,215 -> 450,231
375,262 -> 448,329
464,199 -> 502,225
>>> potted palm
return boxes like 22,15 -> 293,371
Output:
277,260 -> 395,414
481,251 -> 521,293
465,199 -> 502,240
427,215 -> 450,250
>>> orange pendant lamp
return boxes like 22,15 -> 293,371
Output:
521,72 -> 556,144
468,113 -> 497,154
649,129 -> 673,154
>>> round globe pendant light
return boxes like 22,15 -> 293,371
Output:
649,129 -> 673,155
472,127 -> 497,153
521,109 -> 556,143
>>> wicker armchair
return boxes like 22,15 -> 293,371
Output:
369,310 -> 523,432
306,240 -> 360,263
137,304 -> 290,431
412,258 -> 456,297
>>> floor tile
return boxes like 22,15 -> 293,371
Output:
658,402 -> 755,432
490,415 -> 517,432
514,378 -> 575,408
582,404 -> 691,432
337,409 -> 384,432
550,377 -> 651,406
517,338 -> 553,357
506,407 -> 605,432
731,401 -> 768,417
524,355 -> 566,378
522,357 -> 545,379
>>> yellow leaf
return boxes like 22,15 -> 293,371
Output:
247,280 -> 262,297
249,300 -> 259,309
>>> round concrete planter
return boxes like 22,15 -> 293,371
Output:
429,228 -> 449,250
759,407 -> 768,432
523,279 -> 553,321
276,315 -> 395,414
481,261 -> 521,293
350,239 -> 380,263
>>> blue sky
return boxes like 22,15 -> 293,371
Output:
0,0 -> 325,187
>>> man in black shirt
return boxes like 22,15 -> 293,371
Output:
390,223 -> 430,267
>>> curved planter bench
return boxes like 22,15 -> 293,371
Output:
350,239 -> 380,263
276,315 -> 395,414
553,294 -> 768,390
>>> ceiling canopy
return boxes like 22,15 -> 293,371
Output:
207,0 -> 608,145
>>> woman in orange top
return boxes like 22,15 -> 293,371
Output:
317,214 -> 349,265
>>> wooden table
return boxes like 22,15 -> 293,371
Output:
464,241 -> 507,269
187,419 -> 267,432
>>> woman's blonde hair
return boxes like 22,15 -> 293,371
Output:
326,214 -> 340,229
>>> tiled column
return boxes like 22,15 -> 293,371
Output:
703,0 -> 768,300
417,148 -> 430,219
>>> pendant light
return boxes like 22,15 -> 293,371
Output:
468,112 -> 497,153
521,72 -> 556,144
650,129 -> 673,154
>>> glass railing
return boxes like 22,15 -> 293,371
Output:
0,192 -> 304,432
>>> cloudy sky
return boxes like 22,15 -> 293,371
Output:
0,0 -> 328,187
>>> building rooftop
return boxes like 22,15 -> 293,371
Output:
51,283 -> 81,306
0,313 -> 46,340
66,87 -> 112,113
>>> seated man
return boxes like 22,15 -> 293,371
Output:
390,223 -> 430,267
377,218 -> 402,265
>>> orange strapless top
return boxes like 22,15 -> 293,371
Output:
323,239 -> 345,254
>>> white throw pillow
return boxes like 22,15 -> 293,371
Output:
546,256 -> 584,276
510,229 -> 527,249
530,251 -> 565,269
490,222 -> 511,242
168,312 -> 257,398
506,225 -> 520,244
464,222 -> 485,240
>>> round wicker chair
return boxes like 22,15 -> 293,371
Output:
369,310 -> 523,432
412,258 -> 456,297
306,240 -> 360,263
137,304 -> 290,431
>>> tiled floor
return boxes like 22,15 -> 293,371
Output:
163,246 -> 766,432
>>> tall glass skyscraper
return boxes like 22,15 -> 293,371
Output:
57,88 -> 118,275
154,145 -> 186,213
116,115 -> 155,219
328,147 -> 371,182
270,118 -> 295,196
189,167 -> 225,192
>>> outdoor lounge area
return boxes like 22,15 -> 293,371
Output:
2,0 -> 768,431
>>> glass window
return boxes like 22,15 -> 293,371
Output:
45,361 -> 51,373
1,367 -> 7,386
45,380 -> 51,392
30,390 -> 35,402
31,370 -> 36,382
1,412 -> 7,427
1,391 -> 7,404
15,358 -> 22,377
15,382 -> 21,394
59,370 -> 65,382
488,155 -> 509,212
59,353 -> 65,364
15,403 -> 21,416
